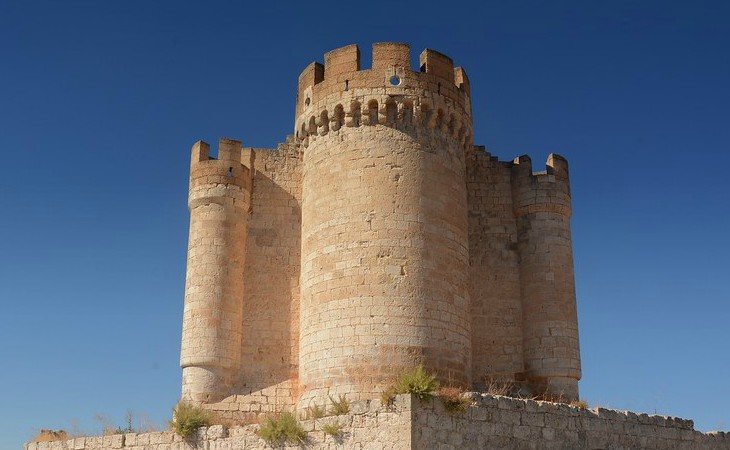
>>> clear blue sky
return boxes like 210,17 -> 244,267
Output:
1,1 -> 728,447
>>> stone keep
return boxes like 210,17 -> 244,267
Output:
179,42 -> 581,416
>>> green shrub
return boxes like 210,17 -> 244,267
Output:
396,365 -> 439,400
169,402 -> 212,438
328,395 -> 350,415
321,421 -> 343,437
381,385 -> 399,407
257,412 -> 307,445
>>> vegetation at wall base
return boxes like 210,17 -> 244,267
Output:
257,412 -> 307,445
437,386 -> 471,414
329,395 -> 350,415
169,402 -> 212,438
321,421 -> 343,437
395,365 -> 440,400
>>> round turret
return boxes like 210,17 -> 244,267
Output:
511,154 -> 581,401
180,138 -> 253,403
296,43 -> 473,406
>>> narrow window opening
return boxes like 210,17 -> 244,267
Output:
345,80 -> 349,91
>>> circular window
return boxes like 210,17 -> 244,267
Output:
389,75 -> 401,86
304,97 -> 311,107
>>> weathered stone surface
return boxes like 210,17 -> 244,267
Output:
24,395 -> 730,450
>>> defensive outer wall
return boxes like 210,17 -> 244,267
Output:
179,42 -> 582,416
25,394 -> 730,449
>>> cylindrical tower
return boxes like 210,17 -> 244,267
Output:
180,138 -> 252,403
296,43 -> 474,406
512,154 -> 581,401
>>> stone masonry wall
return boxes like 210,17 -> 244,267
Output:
296,42 -> 473,408
26,395 -> 730,449
180,139 -> 253,403
466,147 -> 524,385
195,139 -> 303,422
236,140 -> 302,408
412,394 -> 730,449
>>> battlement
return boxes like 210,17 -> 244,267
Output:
294,44 -> 473,152
511,154 -> 572,217
191,138 -> 254,169
511,153 -> 570,182
188,138 -> 254,210
295,43 -> 472,138
298,43 -> 467,95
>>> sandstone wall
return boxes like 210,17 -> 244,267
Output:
180,139 -> 253,403
296,42 -> 473,407
26,395 -> 729,450
236,140 -> 302,407
466,147 -> 524,385
512,154 -> 580,400
412,394 -> 730,449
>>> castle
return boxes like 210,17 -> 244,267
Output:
179,42 -> 581,419
27,41 -> 730,450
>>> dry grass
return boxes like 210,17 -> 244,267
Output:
306,403 -> 326,420
381,385 -> 399,407
31,430 -> 68,443
321,421 -> 343,437
570,400 -> 589,409
328,395 -> 350,415
437,386 -> 471,414
484,377 -> 515,397
537,392 -> 569,404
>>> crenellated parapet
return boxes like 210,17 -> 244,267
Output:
294,42 -> 473,150
188,138 -> 254,211
511,154 -> 572,218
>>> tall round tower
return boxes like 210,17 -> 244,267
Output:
295,43 -> 473,406
512,154 -> 581,400
180,138 -> 253,403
